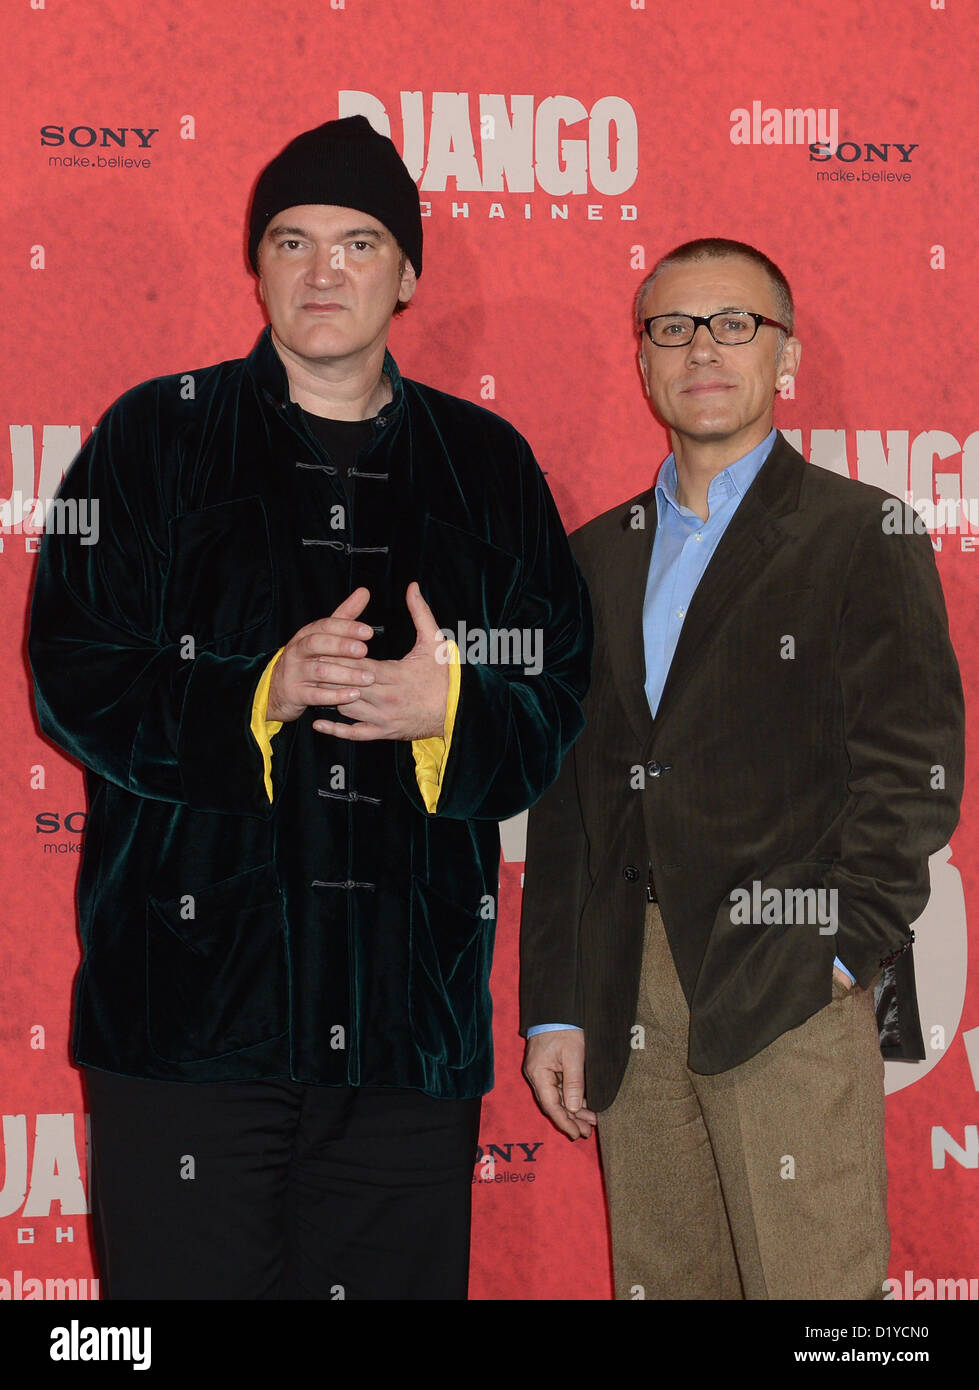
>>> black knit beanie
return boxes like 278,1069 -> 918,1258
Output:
248,115 -> 422,276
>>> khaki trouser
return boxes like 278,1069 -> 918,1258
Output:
597,903 -> 889,1300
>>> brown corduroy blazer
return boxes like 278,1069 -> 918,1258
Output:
520,433 -> 964,1110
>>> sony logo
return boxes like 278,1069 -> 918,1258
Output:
809,141 -> 918,162
474,1142 -> 543,1164
35,812 -> 87,835
40,126 -> 159,149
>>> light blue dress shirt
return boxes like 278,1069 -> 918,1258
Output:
642,430 -> 775,717
528,430 -> 850,1039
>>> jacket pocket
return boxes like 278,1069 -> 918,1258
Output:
162,496 -> 274,644
408,876 -> 488,1069
420,516 -> 521,632
146,863 -> 287,1062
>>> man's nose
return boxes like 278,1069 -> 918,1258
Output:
686,322 -> 721,358
307,246 -> 345,285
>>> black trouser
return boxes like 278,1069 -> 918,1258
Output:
83,1069 -> 481,1300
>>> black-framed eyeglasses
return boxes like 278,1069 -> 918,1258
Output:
641,310 -> 789,347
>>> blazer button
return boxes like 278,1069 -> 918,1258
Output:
622,865 -> 640,882
645,761 -> 673,778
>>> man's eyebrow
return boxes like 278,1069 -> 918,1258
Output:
340,226 -> 390,240
265,223 -> 389,241
266,224 -> 310,239
656,304 -> 751,316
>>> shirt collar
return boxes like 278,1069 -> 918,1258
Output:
246,324 -> 406,420
655,428 -> 777,525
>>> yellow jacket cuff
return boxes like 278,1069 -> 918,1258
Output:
412,641 -> 461,814
251,648 -> 285,803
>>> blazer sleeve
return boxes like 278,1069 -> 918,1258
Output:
519,736 -> 590,1032
28,387 -> 283,819
517,530 -> 605,1032
826,504 -> 965,985
397,439 -> 592,823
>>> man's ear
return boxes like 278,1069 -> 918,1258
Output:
399,258 -> 418,305
776,335 -> 802,389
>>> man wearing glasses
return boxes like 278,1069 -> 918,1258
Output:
520,238 -> 963,1298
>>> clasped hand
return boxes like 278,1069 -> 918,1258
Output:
266,583 -> 450,741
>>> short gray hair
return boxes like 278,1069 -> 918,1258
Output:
634,238 -> 794,351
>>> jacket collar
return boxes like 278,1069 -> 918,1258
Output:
655,430 -> 806,727
245,325 -> 406,423
605,431 -> 808,748
655,428 -> 776,527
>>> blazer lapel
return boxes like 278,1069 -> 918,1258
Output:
603,489 -> 658,749
654,436 -> 806,726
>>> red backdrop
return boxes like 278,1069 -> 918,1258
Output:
2,0 -> 976,1303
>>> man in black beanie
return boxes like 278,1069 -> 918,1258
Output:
29,116 -> 591,1299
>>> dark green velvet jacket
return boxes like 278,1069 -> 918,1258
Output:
29,328 -> 591,1098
